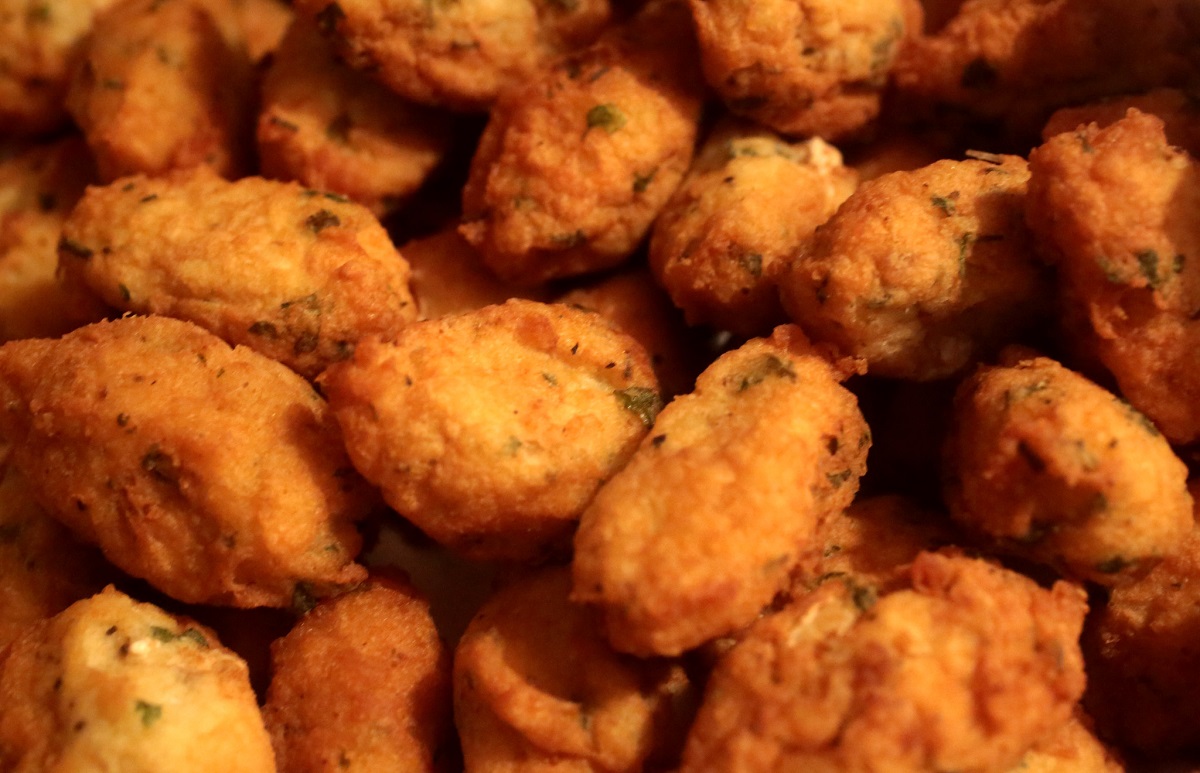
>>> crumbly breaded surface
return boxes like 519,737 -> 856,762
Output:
263,577 -> 451,773
1040,87 -> 1200,157
227,0 -> 292,62
1026,110 -> 1200,443
572,325 -> 869,657
1011,712 -> 1124,773
0,586 -> 275,772
0,315 -> 372,607
780,153 -> 1049,380
319,299 -> 659,562
681,551 -> 1089,773
649,120 -> 857,337
454,566 -> 692,773
58,166 -> 417,379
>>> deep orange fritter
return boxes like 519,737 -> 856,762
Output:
1041,88 -> 1200,156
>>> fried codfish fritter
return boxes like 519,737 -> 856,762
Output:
1041,87 -> 1200,157
649,120 -> 858,338
680,551 -> 1089,773
0,315 -> 373,608
779,153 -> 1049,380
943,353 -> 1192,585
293,0 -> 611,111
454,566 -> 694,773
263,577 -> 452,773
319,299 -> 659,562
460,0 -> 704,285
257,19 -> 455,216
0,586 -> 275,772
58,166 -> 417,380
572,324 -> 869,657
1026,110 -> 1200,443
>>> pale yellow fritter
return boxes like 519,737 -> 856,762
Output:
649,120 -> 857,337
319,299 -> 659,562
779,153 -> 1050,380
292,0 -> 612,111
680,551 -> 1089,773
257,19 -> 455,217
64,0 -> 255,182
572,324 -> 869,657
58,166 -> 417,380
454,566 -> 693,773
0,586 -> 275,772
0,315 -> 373,608
943,353 -> 1192,585
460,0 -> 704,285
263,577 -> 452,773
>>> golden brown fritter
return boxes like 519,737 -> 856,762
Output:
226,0 -> 292,62
0,0 -> 120,135
680,551 -> 1089,773
649,120 -> 858,338
292,0 -> 612,111
1026,110 -> 1200,443
0,586 -> 275,772
688,0 -> 917,140
0,315 -> 373,608
943,353 -> 1193,585
572,325 -> 869,657
64,0 -> 255,182
58,167 -> 417,380
257,19 -> 455,217
1041,88 -> 1200,156
263,577 -> 452,773
779,153 -> 1050,380
319,299 -> 659,562
454,566 -> 693,773
460,0 -> 704,285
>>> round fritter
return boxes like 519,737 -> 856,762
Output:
687,0 -> 916,140
58,167 -> 417,380
1025,110 -> 1200,443
0,586 -> 275,772
943,354 -> 1192,585
257,19 -> 455,217
680,551 -> 1089,773
263,577 -> 451,773
292,0 -> 611,111
1040,87 -> 1200,156
0,315 -> 373,608
318,299 -> 659,562
64,0 -> 255,182
459,0 -> 704,285
454,566 -> 693,773
572,324 -> 869,657
648,120 -> 858,338
779,153 -> 1049,380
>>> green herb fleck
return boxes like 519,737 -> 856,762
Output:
306,209 -> 340,233
58,237 -> 93,260
248,321 -> 279,338
117,413 -> 130,427
149,626 -> 176,643
27,4 -> 50,22
542,372 -> 558,386
931,193 -> 958,215
614,387 -> 663,428
826,469 -> 853,488
135,700 -> 162,728
739,252 -> 763,278
957,232 -> 974,271
632,168 -> 656,193
737,354 -> 796,391
1076,131 -> 1094,153
118,283 -> 131,302
585,104 -> 626,134
502,436 -> 522,456
851,583 -> 877,611
294,332 -> 319,354
1095,556 -> 1133,575
551,230 -> 587,248
293,582 -> 318,614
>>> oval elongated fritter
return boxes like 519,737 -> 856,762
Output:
319,299 -> 659,562
0,586 -> 275,773
58,166 -> 417,379
0,315 -> 372,607
572,324 -> 869,657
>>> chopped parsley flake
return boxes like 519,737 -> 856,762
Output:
614,387 -> 663,428
586,104 -> 626,134
135,700 -> 162,728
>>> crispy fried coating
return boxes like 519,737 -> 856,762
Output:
943,354 -> 1192,585
1026,111 -> 1200,442
680,551 -> 1089,773
226,0 -> 292,62
263,577 -> 451,773
0,137 -> 108,342
58,167 -> 417,380
688,0 -> 916,140
0,587 -> 275,772
650,121 -> 857,337
0,0 -> 120,135
0,315 -> 372,608
1011,712 -> 1124,773
1041,88 -> 1200,156
319,299 -> 659,562
572,325 -> 869,656
454,566 -> 693,773
293,0 -> 612,111
64,0 -> 255,181
460,0 -> 704,285
257,20 -> 455,217
779,153 -> 1049,380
